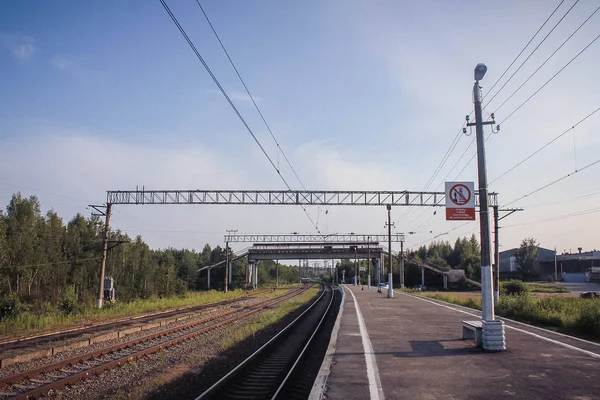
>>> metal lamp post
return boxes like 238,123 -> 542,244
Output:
387,204 -> 393,298
367,236 -> 371,290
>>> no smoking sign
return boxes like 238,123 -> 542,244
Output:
445,182 -> 475,221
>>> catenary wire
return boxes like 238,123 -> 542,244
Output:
0,257 -> 102,270
406,2 -> 576,229
500,32 -> 600,126
504,158 -> 600,207
194,1 -> 308,192
484,0 -> 579,108
440,5 -> 574,185
483,0 -> 565,99
157,0 -> 320,232
395,0 -> 568,228
502,206 -> 600,228
395,122 -> 467,225
412,221 -> 473,248
397,3 -> 563,226
492,6 -> 599,114
491,106 -> 600,184
522,188 -> 600,208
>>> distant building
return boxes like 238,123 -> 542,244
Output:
499,247 -> 600,282
556,250 -> 600,282
498,246 -> 556,281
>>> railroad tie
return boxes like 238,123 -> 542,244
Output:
13,383 -> 37,389
29,378 -> 53,384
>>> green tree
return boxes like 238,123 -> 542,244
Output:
517,238 -> 539,281
4,193 -> 44,296
0,212 -> 9,294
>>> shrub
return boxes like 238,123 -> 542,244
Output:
59,287 -> 78,316
572,301 -> 600,337
497,293 -> 532,318
501,280 -> 530,295
0,294 -> 24,320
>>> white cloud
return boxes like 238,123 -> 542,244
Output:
0,34 -> 37,60
208,89 -> 262,104
51,55 -> 73,71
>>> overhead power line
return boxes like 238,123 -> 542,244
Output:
484,0 -> 578,108
442,2 -> 566,184
500,32 -> 600,126
0,257 -> 102,270
395,121 -> 467,225
491,106 -> 600,184
523,187 -> 600,208
399,2 -> 565,228
504,158 -> 600,207
157,0 -> 320,233
502,206 -> 600,228
412,221 -> 474,247
194,1 -> 307,192
492,6 -> 600,114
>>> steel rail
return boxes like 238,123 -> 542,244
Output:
271,286 -> 335,399
195,285 -> 332,400
0,287 -> 309,399
0,289 -> 270,348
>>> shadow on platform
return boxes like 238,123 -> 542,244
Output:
335,339 -> 485,358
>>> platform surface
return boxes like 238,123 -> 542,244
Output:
324,285 -> 600,400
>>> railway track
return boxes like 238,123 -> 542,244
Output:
0,289 -> 272,351
0,286 -> 311,399
196,284 -> 336,400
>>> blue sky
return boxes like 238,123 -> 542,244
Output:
1,0 -> 599,254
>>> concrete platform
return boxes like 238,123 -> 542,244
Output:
321,285 -> 600,400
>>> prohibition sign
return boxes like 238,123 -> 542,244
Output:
449,184 -> 471,206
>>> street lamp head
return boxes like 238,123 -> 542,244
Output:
474,63 -> 487,81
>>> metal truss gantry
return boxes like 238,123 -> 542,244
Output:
106,189 -> 498,207
224,233 -> 405,243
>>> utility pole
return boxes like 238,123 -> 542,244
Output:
354,248 -> 358,286
554,250 -> 558,282
386,204 -> 394,298
225,229 -> 238,293
276,259 -> 279,288
90,204 -> 112,309
224,241 -> 229,293
493,206 -> 524,305
493,205 -> 500,305
368,238 -> 371,290
469,63 -> 505,351
399,239 -> 405,289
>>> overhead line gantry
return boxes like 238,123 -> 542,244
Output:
106,189 -> 498,207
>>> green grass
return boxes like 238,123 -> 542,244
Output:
419,292 -> 599,341
220,287 -> 320,349
525,283 -> 570,293
0,289 -> 271,338
422,293 -> 482,310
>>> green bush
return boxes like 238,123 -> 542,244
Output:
0,294 -> 24,320
497,293 -> 532,318
59,287 -> 78,316
501,280 -> 530,295
572,301 -> 600,337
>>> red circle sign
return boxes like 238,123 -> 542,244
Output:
449,184 -> 471,206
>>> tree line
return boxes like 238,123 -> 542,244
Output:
0,193 -> 299,311
408,235 -> 482,280
333,235 -> 481,288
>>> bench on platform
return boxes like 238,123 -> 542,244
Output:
462,320 -> 482,347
